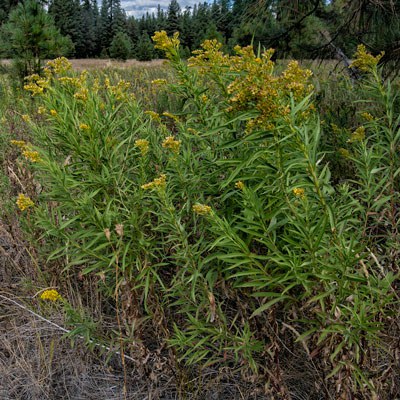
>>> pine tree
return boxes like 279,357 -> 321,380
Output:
48,0 -> 82,56
135,31 -> 154,61
0,0 -> 72,78
166,0 -> 181,35
109,31 -> 132,60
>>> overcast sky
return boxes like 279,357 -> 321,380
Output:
121,0 -> 207,18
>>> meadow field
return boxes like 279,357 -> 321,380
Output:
0,37 -> 399,400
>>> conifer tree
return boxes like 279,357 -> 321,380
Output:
0,0 -> 72,78
166,0 -> 181,35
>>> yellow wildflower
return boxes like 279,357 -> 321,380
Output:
37,106 -> 46,115
348,126 -> 366,143
22,114 -> 30,122
193,203 -> 212,215
350,44 -> 384,73
339,148 -> 351,158
162,111 -> 180,122
74,88 -> 88,101
135,139 -> 150,156
152,31 -> 180,57
10,140 -> 27,149
361,112 -> 374,122
293,188 -> 305,199
162,136 -> 181,153
235,181 -> 245,190
16,194 -> 34,211
50,109 -> 57,116
22,149 -> 41,162
45,57 -> 72,75
79,123 -> 90,130
141,174 -> 167,190
145,110 -> 161,123
40,289 -> 62,301
151,79 -> 167,85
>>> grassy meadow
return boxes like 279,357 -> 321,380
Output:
0,36 -> 399,400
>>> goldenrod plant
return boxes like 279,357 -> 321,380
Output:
9,39 -> 399,398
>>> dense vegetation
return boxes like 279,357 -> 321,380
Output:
0,30 -> 399,398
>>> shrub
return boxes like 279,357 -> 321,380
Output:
15,39 -> 399,398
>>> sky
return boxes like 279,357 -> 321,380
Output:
121,0 -> 208,18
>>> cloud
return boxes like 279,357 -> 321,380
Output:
121,0 -> 206,18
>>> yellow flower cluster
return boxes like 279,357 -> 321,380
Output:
50,109 -> 58,116
361,112 -> 374,122
145,110 -> 161,123
22,114 -> 30,122
293,188 -> 305,199
74,88 -> 89,102
22,149 -> 41,162
135,139 -> 150,156
162,136 -> 181,153
192,203 -> 212,215
152,31 -> 180,60
44,57 -> 72,76
37,106 -> 46,115
24,74 -> 49,96
190,42 -> 313,132
40,289 -> 62,301
348,126 -> 366,143
10,140 -> 27,149
235,181 -> 245,190
351,44 -> 384,73
151,79 -> 167,85
162,111 -> 180,122
16,194 -> 34,211
141,174 -> 167,190
339,148 -> 351,158
79,123 -> 90,130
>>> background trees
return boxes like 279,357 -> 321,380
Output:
0,0 -> 72,77
0,0 -> 399,66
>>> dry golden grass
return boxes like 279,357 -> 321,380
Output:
0,58 -> 166,71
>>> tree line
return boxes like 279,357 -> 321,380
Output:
0,1 -> 399,67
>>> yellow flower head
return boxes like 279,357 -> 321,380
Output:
152,31 -> 180,53
348,126 -> 366,143
361,112 -> 374,122
162,111 -> 180,122
145,110 -> 161,123
192,203 -> 212,215
40,289 -> 62,301
293,188 -> 305,199
141,174 -> 167,190
235,181 -> 245,190
74,88 -> 88,102
10,140 -> 27,149
162,136 -> 181,153
37,106 -> 46,115
151,79 -> 167,85
50,109 -> 57,116
22,149 -> 41,162
16,194 -> 34,211
22,114 -> 30,122
350,44 -> 384,73
79,123 -> 90,130
134,139 -> 150,156
45,57 -> 72,75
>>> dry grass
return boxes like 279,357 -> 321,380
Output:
0,59 -> 166,71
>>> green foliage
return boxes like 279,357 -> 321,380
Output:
109,31 -> 132,60
11,39 -> 399,398
0,0 -> 72,78
135,32 -> 154,61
